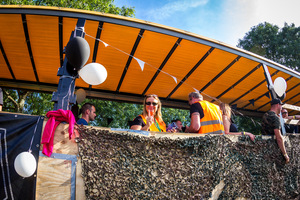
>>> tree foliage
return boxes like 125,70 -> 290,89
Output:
25,92 -> 54,115
233,115 -> 262,135
162,107 -> 190,128
1,0 -> 135,17
2,88 -> 53,115
238,22 -> 300,71
2,89 -> 29,113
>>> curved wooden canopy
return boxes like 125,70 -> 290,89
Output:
0,5 -> 299,116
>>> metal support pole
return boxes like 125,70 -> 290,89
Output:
52,18 -> 86,110
262,64 -> 286,135
262,64 -> 276,99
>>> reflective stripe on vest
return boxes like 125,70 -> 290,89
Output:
197,100 -> 225,135
205,129 -> 224,135
201,120 -> 224,126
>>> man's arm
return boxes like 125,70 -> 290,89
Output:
286,115 -> 300,120
186,113 -> 201,133
274,128 -> 290,163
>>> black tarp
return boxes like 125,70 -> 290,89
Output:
0,112 -> 44,200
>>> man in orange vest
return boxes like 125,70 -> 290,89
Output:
185,91 -> 224,134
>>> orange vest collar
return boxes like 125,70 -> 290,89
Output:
140,115 -> 166,132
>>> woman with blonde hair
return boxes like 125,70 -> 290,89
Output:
219,103 -> 255,142
130,94 -> 166,132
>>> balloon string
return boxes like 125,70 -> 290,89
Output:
85,33 -> 179,84
28,116 -> 41,153
83,32 -> 221,103
61,78 -> 75,109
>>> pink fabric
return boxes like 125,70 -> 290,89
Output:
42,109 -> 76,157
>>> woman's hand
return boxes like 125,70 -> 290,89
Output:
245,132 -> 256,142
284,153 -> 290,164
146,116 -> 154,126
145,112 -> 154,129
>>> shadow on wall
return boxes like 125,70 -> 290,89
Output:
77,127 -> 300,199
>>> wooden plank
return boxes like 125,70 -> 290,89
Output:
282,103 -> 300,111
76,157 -> 85,200
36,156 -> 72,200
38,119 -> 85,200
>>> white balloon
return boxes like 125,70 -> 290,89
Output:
14,152 -> 37,178
274,77 -> 287,97
79,63 -> 107,85
75,88 -> 86,104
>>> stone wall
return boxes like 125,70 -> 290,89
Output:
77,127 -> 300,199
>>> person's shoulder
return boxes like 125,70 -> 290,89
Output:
267,110 -> 276,114
77,118 -> 88,125
134,115 -> 143,120
263,110 -> 280,126
264,110 -> 276,117
268,111 -> 278,118
132,115 -> 144,123
190,103 -> 201,113
131,115 -> 145,126
191,102 -> 201,108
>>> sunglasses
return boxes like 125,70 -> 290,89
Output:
282,112 -> 288,114
145,102 -> 158,106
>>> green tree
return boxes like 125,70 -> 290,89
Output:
87,99 -> 143,128
237,22 -> 300,134
1,0 -> 135,17
238,22 -> 300,71
232,114 -> 262,135
2,88 -> 53,115
2,89 -> 30,113
162,107 -> 190,127
25,92 -> 54,115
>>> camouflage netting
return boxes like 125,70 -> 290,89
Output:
77,127 -> 300,199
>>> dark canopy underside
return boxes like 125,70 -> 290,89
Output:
0,5 -> 299,116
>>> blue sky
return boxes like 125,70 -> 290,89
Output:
114,0 -> 300,46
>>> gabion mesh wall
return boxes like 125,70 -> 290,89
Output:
77,127 -> 300,200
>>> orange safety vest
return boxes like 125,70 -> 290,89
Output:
196,101 -> 224,135
140,115 -> 166,132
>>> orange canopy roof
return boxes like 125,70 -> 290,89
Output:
0,5 -> 299,116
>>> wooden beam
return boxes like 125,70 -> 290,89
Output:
282,103 -> 300,111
